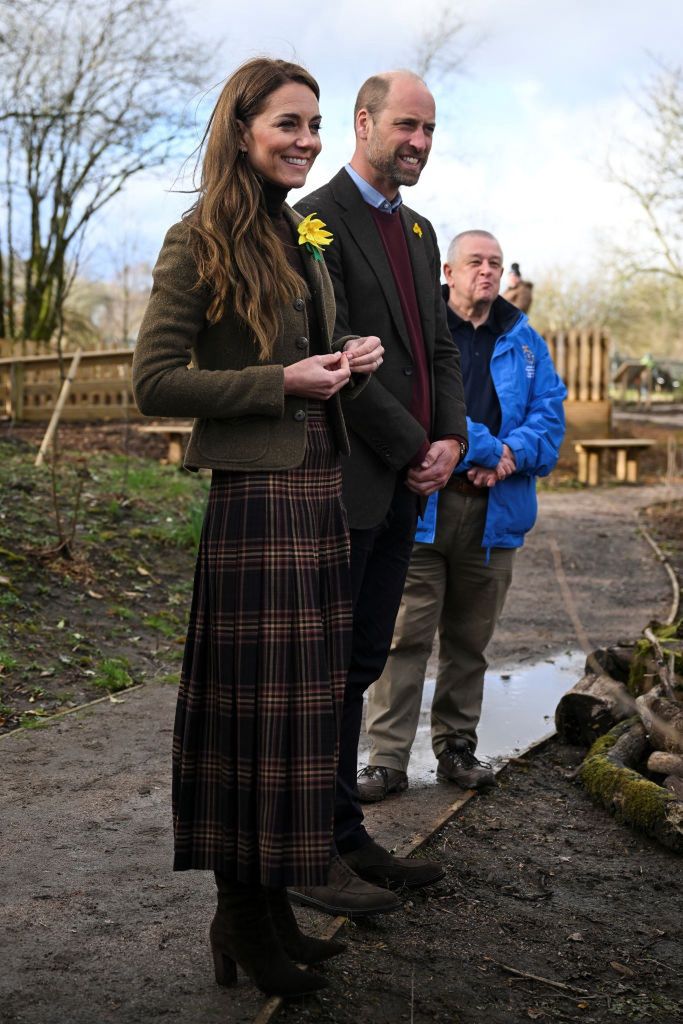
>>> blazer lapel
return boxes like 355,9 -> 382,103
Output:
401,207 -> 435,354
330,171 -> 412,353
283,204 -> 332,345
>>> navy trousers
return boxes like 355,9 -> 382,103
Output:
333,481 -> 418,853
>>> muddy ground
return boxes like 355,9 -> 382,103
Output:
1,423 -> 683,1024
280,739 -> 683,1024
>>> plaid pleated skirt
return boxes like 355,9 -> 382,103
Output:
172,403 -> 352,887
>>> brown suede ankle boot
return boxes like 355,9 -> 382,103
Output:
211,874 -> 327,997
264,887 -> 347,964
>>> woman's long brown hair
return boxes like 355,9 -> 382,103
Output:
186,58 -> 320,361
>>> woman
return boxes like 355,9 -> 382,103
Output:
133,58 -> 383,998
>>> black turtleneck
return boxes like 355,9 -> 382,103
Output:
261,179 -> 323,355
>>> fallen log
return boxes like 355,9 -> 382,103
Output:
585,645 -> 637,683
636,691 -> 683,755
555,673 -> 634,746
647,751 -> 683,776
579,718 -> 683,853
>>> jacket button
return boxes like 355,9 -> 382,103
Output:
294,297 -> 305,311
293,409 -> 307,422
402,366 -> 413,376
296,336 -> 309,349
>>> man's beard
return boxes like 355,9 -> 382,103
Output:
366,139 -> 424,187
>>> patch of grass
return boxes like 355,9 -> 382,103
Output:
109,604 -> 135,621
91,657 -> 134,693
149,505 -> 206,551
0,591 -> 21,608
0,650 -> 18,673
18,714 -> 50,730
143,612 -> 182,638
154,672 -> 180,686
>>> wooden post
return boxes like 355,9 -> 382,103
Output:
616,448 -> 628,482
566,330 -> 578,401
666,436 -> 676,485
35,349 -> 82,467
590,329 -> 603,401
577,446 -> 588,484
578,329 -> 591,402
626,456 -> 638,483
167,431 -> 184,466
9,361 -> 25,421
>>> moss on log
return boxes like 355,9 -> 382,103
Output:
579,718 -> 683,853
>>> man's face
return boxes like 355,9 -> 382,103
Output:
361,78 -> 436,191
444,236 -> 504,311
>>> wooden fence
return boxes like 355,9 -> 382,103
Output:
0,349 -> 137,422
0,329 -> 612,430
544,328 -> 610,402
544,327 -> 611,442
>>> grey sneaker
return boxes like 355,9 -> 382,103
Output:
357,765 -> 408,803
437,740 -> 496,791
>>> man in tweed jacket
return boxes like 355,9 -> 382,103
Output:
290,71 -> 468,916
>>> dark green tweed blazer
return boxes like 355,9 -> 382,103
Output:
133,206 -> 359,471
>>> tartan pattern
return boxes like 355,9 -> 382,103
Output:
172,404 -> 352,887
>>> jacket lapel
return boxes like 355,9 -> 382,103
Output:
283,204 -> 332,346
330,170 -> 412,353
401,206 -> 435,354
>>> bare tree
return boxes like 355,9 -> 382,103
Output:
533,262 -> 683,358
611,61 -> 683,282
0,0 -> 208,345
411,5 -> 468,83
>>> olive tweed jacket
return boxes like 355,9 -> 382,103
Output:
133,207 -> 359,471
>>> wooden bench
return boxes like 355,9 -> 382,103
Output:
574,438 -> 656,486
137,423 -> 192,465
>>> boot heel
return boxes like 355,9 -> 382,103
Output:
212,945 -> 237,987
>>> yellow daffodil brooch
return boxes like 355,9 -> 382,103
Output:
412,221 -> 423,238
297,212 -> 333,262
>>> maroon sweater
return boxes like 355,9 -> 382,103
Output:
369,207 -> 430,462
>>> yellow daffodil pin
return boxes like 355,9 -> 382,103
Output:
297,213 -> 333,262
412,222 -> 423,239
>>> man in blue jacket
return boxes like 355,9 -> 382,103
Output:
357,230 -> 566,799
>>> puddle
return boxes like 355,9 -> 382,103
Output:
360,650 -> 585,785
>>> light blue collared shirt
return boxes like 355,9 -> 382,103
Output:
344,163 -> 403,214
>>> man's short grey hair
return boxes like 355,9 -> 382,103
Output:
354,69 -> 428,122
446,230 -> 500,265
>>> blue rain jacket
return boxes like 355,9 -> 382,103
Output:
416,298 -> 567,550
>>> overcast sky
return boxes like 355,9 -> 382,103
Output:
88,0 -> 683,284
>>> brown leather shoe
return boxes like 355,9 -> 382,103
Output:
342,839 -> 444,890
287,855 -> 400,917
357,765 -> 408,803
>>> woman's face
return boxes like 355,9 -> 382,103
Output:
240,81 -> 322,190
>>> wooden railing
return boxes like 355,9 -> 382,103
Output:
0,328 -> 612,424
0,349 -> 137,422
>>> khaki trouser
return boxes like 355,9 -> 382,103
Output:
365,487 -> 515,772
